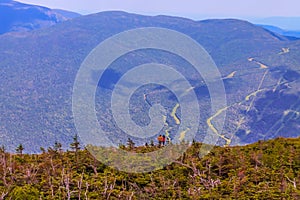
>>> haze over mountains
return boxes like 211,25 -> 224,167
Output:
253,17 -> 300,31
0,1 -> 300,152
259,25 -> 300,39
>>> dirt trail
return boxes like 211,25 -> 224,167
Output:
206,106 -> 231,146
171,103 -> 181,125
279,47 -> 290,55
206,58 -> 270,146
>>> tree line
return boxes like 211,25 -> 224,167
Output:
0,136 -> 299,199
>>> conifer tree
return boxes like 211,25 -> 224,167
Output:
70,134 -> 80,152
54,141 -> 62,152
70,134 -> 80,168
15,144 -> 24,155
127,138 -> 135,149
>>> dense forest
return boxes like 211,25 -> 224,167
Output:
0,136 -> 299,199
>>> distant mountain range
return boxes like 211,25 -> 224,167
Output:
0,2 -> 299,152
253,17 -> 300,31
1,0 -> 300,40
258,25 -> 300,40
0,0 -> 80,35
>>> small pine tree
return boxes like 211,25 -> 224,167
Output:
40,147 -> 46,153
127,138 -> 135,149
54,141 -> 62,152
16,144 -> 24,155
0,145 -> 5,153
70,134 -> 80,168
70,134 -> 80,152
192,139 -> 196,145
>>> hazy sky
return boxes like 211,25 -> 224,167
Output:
17,0 -> 300,19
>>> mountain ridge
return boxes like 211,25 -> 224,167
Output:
0,10 -> 299,152
258,24 -> 300,39
0,0 -> 79,35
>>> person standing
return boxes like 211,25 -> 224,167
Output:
157,135 -> 163,146
162,135 -> 166,146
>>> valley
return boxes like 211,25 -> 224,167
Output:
0,9 -> 299,152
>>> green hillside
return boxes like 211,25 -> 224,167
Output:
0,11 -> 299,152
